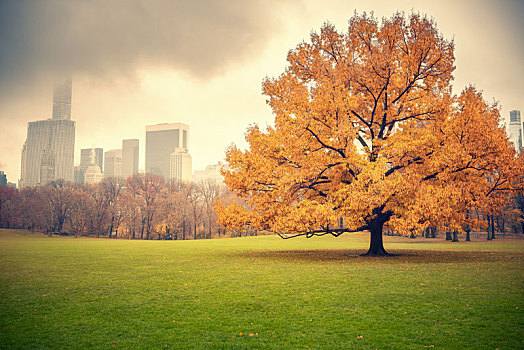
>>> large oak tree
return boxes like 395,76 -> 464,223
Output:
217,12 -> 522,256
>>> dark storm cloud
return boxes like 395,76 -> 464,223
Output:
0,0 -> 296,95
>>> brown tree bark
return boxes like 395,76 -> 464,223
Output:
361,215 -> 391,256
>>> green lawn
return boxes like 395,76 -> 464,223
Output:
0,229 -> 522,349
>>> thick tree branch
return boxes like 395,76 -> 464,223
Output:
272,225 -> 369,239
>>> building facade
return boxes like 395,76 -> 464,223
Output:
509,110 -> 522,152
39,144 -> 55,185
85,165 -> 104,185
74,165 -> 83,184
192,164 -> 225,184
170,148 -> 192,183
145,123 -> 190,179
20,119 -> 75,187
79,148 -> 103,182
19,144 -> 27,188
0,171 -> 7,187
122,139 -> 139,180
104,149 -> 122,179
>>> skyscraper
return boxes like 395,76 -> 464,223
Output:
104,149 -> 122,179
145,123 -> 190,179
74,165 -> 83,184
52,78 -> 72,120
122,139 -> 139,180
170,148 -> 192,183
509,110 -> 522,152
20,79 -> 75,187
20,119 -> 75,186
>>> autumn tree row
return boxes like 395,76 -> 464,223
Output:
0,174 -> 245,240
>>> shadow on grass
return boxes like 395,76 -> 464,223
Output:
238,249 -> 523,264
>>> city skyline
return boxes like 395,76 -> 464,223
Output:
0,0 -> 523,184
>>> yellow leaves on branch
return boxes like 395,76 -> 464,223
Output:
217,12 -> 523,237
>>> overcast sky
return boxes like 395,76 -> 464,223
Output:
0,0 -> 523,184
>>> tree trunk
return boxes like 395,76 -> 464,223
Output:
487,215 -> 492,240
108,216 -> 114,239
362,219 -> 391,256
452,231 -> 459,242
430,227 -> 436,238
446,231 -> 452,241
490,215 -> 495,239
465,229 -> 470,241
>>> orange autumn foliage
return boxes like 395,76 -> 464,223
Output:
216,12 -> 523,255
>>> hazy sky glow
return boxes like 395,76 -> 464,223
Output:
0,0 -> 522,184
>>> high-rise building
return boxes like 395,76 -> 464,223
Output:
170,147 -> 192,183
74,165 -> 83,184
20,79 -> 75,187
20,119 -> 75,187
145,123 -> 190,179
52,78 -> 72,120
79,148 -> 103,182
20,144 -> 27,188
39,142 -> 55,185
509,110 -> 522,152
0,171 -> 7,187
122,139 -> 139,180
104,149 -> 122,179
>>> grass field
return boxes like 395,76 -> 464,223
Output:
0,229 -> 522,349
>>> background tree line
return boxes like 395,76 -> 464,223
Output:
0,174 -> 259,239
0,173 -> 522,240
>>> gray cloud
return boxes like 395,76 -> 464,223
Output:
0,0 -> 297,99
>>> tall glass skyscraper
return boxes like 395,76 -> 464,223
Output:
145,123 -> 190,179
104,149 -> 122,179
509,110 -> 522,152
20,79 -> 75,187
122,139 -> 139,180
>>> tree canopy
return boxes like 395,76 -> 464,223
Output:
216,12 -> 523,255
